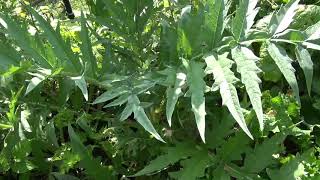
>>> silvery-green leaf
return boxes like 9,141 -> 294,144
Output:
186,61 -> 206,142
269,0 -> 300,35
232,46 -> 263,130
205,54 -> 253,139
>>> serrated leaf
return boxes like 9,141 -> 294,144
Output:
244,133 -> 286,173
133,143 -> 194,176
166,71 -> 186,127
232,0 -> 249,41
0,14 -> 50,68
217,132 -> 250,162
232,0 -> 259,41
27,7 -> 80,71
267,150 -> 312,180
93,86 -> 128,104
295,45 -> 313,95
205,0 -> 226,48
267,43 -> 300,104
205,54 -> 253,139
186,61 -> 206,143
176,151 -> 211,180
269,0 -> 300,35
131,95 -> 164,142
71,76 -> 88,101
231,46 -> 263,130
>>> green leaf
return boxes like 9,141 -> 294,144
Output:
93,86 -> 128,104
205,54 -> 253,139
267,43 -> 300,104
133,143 -> 194,176
104,93 -> 130,108
120,100 -> 134,121
68,125 -> 112,179
217,132 -> 250,162
131,95 -> 164,142
71,76 -> 88,101
166,70 -> 186,126
295,45 -> 313,96
231,46 -> 263,130
244,133 -> 286,173
0,14 -> 50,68
80,12 -> 97,78
186,61 -> 206,143
27,7 -> 80,71
176,150 -> 211,180
50,172 -> 80,180
232,0 -> 259,41
269,0 -> 300,35
205,0 -> 227,48
267,150 -> 312,180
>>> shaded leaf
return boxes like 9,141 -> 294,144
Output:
295,45 -> 313,95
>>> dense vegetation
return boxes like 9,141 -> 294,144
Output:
1,0 -> 320,179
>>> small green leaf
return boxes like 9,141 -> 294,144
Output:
267,43 -> 300,104
295,45 -> 313,95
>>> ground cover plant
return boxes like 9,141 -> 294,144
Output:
1,0 -> 320,179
